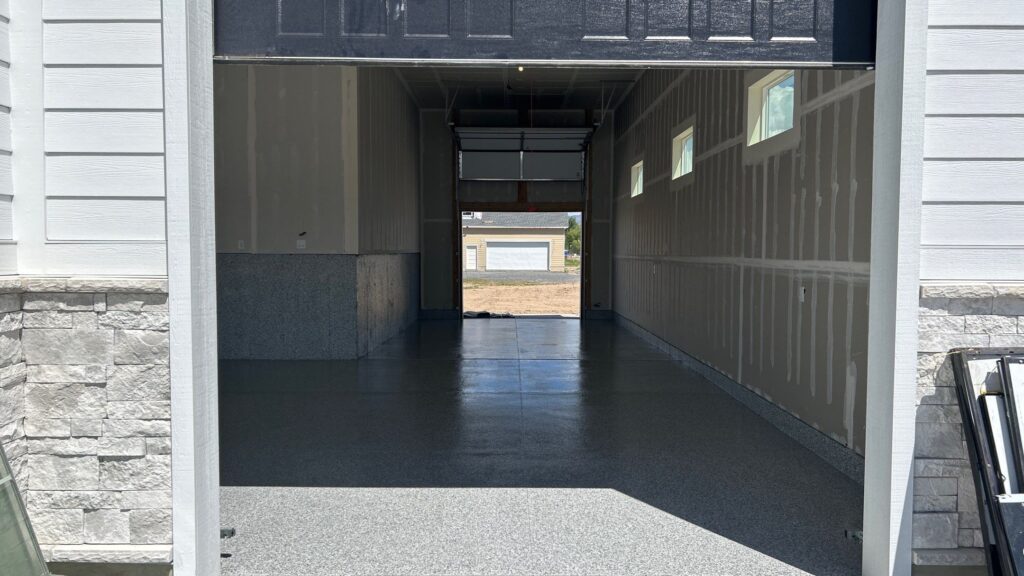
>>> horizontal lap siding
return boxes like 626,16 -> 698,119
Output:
0,7 -> 14,272
922,5 -> 1024,281
39,1 -> 166,273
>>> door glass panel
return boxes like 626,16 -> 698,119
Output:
0,451 -> 48,576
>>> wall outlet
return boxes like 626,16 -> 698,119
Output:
296,239 -> 306,250
799,285 -> 807,303
237,240 -> 245,250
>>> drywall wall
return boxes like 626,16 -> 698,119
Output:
214,64 -> 357,254
612,69 -> 874,454
214,65 -> 421,357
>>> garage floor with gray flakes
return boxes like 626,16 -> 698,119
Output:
219,319 -> 862,575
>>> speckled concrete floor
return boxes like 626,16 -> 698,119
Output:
219,319 -> 862,576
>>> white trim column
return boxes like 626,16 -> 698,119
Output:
863,0 -> 928,572
163,0 -> 220,575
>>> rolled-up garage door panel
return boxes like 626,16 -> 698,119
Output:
486,242 -> 548,271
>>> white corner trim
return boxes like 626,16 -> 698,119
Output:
162,0 -> 220,575
862,0 -> 928,572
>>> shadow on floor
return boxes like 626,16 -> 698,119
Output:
219,319 -> 863,575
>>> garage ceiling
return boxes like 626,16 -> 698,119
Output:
393,66 -> 641,110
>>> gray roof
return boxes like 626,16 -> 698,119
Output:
462,212 -> 570,229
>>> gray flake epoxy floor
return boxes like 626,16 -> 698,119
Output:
219,319 -> 862,575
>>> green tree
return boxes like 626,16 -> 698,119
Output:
565,216 -> 581,255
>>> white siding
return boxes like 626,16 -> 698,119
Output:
45,112 -> 164,153
45,67 -> 164,109
43,23 -> 163,66
46,155 -> 165,198
42,0 -> 162,21
47,198 -> 166,241
921,2 -> 1024,281
5,1 -> 167,275
0,8 -> 14,261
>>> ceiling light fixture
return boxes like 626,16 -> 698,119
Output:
517,65 -> 524,72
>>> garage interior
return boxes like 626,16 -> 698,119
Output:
212,64 -> 874,574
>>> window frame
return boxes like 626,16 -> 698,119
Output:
744,69 -> 801,165
630,159 -> 644,198
670,118 -> 696,189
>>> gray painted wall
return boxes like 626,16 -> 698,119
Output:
419,110 -> 456,315
612,69 -> 874,454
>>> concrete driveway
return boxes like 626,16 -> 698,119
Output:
464,270 -> 581,284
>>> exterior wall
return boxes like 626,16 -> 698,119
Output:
914,284 -> 1024,566
0,1 -> 176,567
0,280 -> 26,498
462,229 -> 567,272
0,3 -> 14,274
13,0 -> 167,276
16,277 -> 170,564
920,0 -> 1024,281
612,69 -> 874,454
912,0 -> 1024,568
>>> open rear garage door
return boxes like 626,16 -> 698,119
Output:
486,241 -> 549,271
214,0 -> 876,66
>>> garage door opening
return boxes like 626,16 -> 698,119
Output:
462,211 -> 582,317
213,62 -> 873,575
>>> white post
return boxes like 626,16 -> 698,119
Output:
163,0 -> 220,574
862,0 -> 928,571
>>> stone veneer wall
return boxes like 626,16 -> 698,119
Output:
914,283 -> 1024,567
0,277 -> 172,565
0,278 -> 27,499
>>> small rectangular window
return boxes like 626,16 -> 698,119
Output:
672,126 -> 694,180
746,70 -> 797,149
630,161 -> 644,197
762,72 -> 795,141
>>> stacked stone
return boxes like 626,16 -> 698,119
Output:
914,283 -> 1024,567
0,277 -> 27,497
17,278 -> 171,560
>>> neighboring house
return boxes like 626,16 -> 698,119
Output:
461,212 -> 569,272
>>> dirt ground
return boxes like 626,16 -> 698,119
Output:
463,279 -> 580,316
